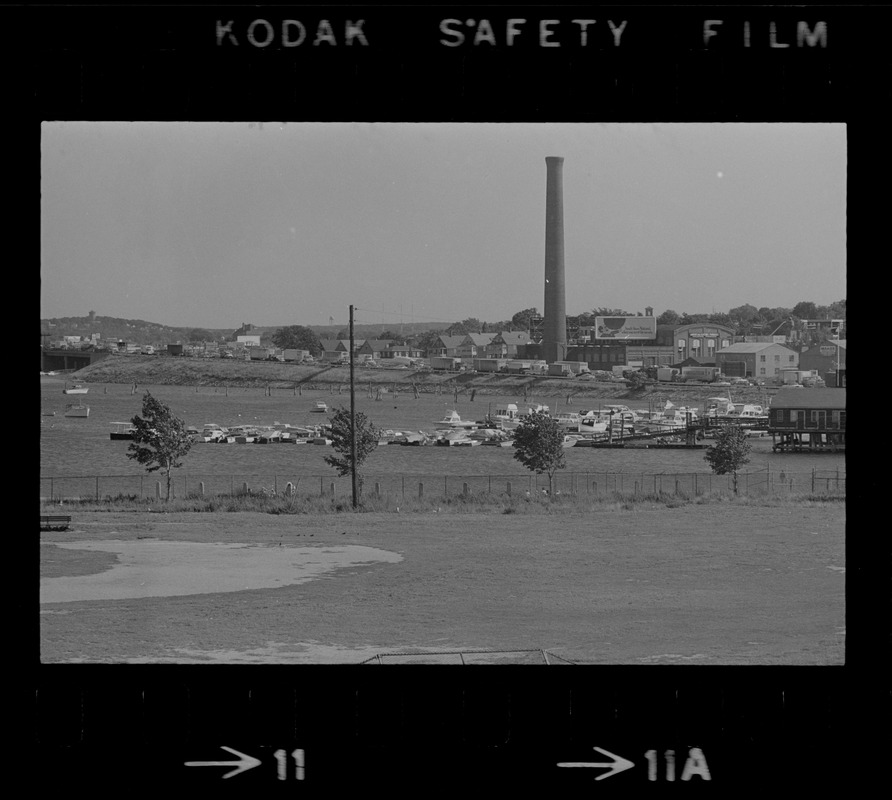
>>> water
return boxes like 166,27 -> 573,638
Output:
40,376 -> 845,495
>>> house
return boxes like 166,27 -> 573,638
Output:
427,335 -> 467,358
318,339 -> 351,353
456,333 -> 495,359
715,342 -> 798,382
356,339 -> 393,359
484,331 -> 532,358
386,344 -> 424,360
798,339 -> 846,387
319,339 -> 351,363
236,335 -> 262,347
768,387 -> 845,452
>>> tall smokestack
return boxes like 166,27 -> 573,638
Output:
544,156 -> 567,364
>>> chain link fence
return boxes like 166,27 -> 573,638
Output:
39,467 -> 846,502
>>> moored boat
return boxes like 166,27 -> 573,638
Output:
64,403 -> 90,418
63,384 -> 89,395
109,422 -> 136,440
437,410 -> 476,429
311,401 -> 328,413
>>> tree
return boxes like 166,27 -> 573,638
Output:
511,411 -> 567,496
272,325 -> 323,355
656,309 -> 680,326
378,330 -> 407,345
792,301 -> 819,320
703,425 -> 752,496
511,307 -> 538,331
708,312 -> 733,327
592,307 -> 631,317
127,392 -> 193,500
324,407 -> 381,494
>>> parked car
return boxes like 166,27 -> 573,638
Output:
728,377 -> 749,385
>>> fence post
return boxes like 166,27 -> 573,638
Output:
96,475 -> 100,501
243,482 -> 249,495
463,483 -> 469,497
274,475 -> 278,495
156,482 -> 162,500
507,482 -> 512,496
812,468 -> 816,493
402,476 -> 405,500
50,477 -> 54,502
321,476 -> 324,496
200,481 -> 205,497
489,475 -> 492,494
374,482 -> 380,498
330,482 -> 335,497
418,483 -> 424,499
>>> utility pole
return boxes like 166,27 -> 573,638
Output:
349,305 -> 358,508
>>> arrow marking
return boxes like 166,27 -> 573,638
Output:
557,747 -> 635,780
185,746 -> 262,779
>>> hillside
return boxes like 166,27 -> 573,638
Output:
68,355 -> 772,404
40,316 -> 446,345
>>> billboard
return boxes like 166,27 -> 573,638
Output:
594,316 -> 657,340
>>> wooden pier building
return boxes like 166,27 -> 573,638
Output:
767,387 -> 846,453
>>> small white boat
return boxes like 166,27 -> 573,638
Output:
562,434 -> 581,448
490,403 -> 522,429
311,401 -> 329,413
437,410 -> 476,429
63,384 -> 89,395
435,430 -> 481,446
64,403 -> 90,418
555,412 -> 583,430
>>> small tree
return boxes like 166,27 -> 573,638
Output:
703,425 -> 752,495
127,391 -> 193,500
324,407 -> 380,495
511,411 -> 567,496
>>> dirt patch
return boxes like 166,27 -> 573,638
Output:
40,541 -> 402,603
39,507 -> 845,664
40,543 -> 119,579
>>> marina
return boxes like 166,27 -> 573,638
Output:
39,376 -> 846,491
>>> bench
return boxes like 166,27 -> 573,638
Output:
40,515 -> 71,532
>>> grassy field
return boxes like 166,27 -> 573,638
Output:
39,498 -> 845,665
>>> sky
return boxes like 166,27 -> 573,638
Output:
40,122 -> 846,331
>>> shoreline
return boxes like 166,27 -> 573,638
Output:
53,355 -> 775,404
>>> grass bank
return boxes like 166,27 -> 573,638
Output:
67,355 -> 773,404
42,488 -> 844,516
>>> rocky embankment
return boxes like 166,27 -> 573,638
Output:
67,355 -> 772,404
